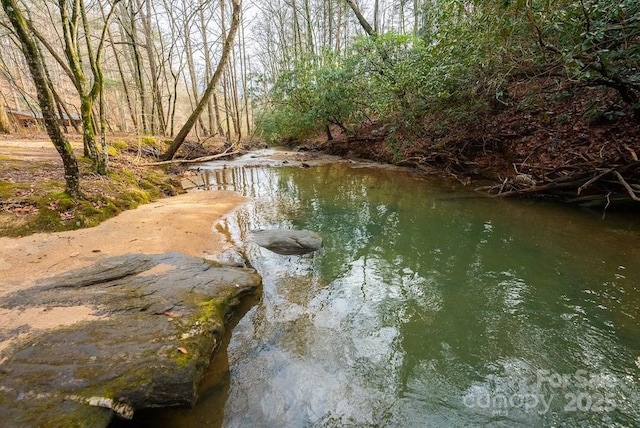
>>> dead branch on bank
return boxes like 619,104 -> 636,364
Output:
141,148 -> 240,166
401,143 -> 640,206
489,162 -> 640,206
613,170 -> 640,201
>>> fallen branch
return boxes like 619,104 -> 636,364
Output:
141,150 -> 240,166
493,178 -> 588,198
498,177 -> 509,194
603,192 -> 612,219
613,171 -> 640,201
577,168 -> 613,195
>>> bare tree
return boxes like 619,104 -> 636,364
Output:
118,0 -> 149,133
30,0 -> 120,174
239,12 -> 251,137
198,0 -> 216,135
161,0 -> 243,160
106,10 -> 137,131
139,0 -> 166,134
157,0 -> 185,136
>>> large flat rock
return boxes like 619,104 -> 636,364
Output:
0,253 -> 261,427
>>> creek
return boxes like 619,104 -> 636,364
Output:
131,152 -> 640,427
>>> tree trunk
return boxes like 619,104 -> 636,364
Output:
126,1 -> 149,134
345,0 -> 377,37
326,124 -> 333,141
199,0 -> 215,135
0,97 -> 11,133
213,93 -> 225,137
413,0 -> 421,36
215,0 -> 228,138
159,0 -> 181,136
229,55 -> 242,140
288,0 -> 300,61
374,0 -> 379,34
222,66 -> 232,139
398,0 -> 406,33
161,0 -> 243,160
89,0 -> 119,172
141,0 -> 166,135
108,23 -> 137,131
57,0 -> 93,158
181,0 -> 206,136
81,0 -> 109,174
335,0 -> 346,53
240,15 -> 251,137
303,0 -> 314,55
1,0 -> 81,197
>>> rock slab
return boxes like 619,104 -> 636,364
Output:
0,252 -> 261,427
251,229 -> 323,255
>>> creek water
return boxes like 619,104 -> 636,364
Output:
135,158 -> 640,427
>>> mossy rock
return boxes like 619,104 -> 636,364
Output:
0,253 -> 261,427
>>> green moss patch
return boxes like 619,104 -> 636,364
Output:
0,144 -> 182,237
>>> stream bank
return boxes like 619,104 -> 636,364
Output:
0,253 -> 261,427
298,85 -> 640,211
0,190 -> 260,426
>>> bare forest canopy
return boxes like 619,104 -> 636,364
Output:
0,0 -> 253,134
1,0 -> 639,203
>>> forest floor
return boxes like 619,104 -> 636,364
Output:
312,81 -> 640,211
0,133 -> 231,236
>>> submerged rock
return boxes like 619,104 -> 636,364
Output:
251,229 -> 323,255
0,253 -> 261,427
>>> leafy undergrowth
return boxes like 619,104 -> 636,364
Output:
0,136 -> 186,237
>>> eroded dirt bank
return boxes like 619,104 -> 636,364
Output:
303,85 -> 640,209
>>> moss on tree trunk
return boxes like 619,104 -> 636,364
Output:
1,0 -> 81,197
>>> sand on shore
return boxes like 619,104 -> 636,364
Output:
0,190 -> 247,354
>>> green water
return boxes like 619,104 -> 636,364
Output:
143,163 -> 640,427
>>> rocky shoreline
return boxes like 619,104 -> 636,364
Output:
0,253 -> 260,427
0,191 -> 257,426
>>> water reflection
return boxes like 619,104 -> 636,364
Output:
151,164 -> 640,426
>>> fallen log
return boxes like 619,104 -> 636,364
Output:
492,177 -> 588,198
141,149 -> 241,166
492,161 -> 640,202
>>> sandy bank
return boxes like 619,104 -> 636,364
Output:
0,190 -> 246,353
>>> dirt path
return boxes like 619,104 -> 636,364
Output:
0,190 -> 247,355
0,139 -> 73,161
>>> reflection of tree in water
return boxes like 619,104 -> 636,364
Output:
206,163 -> 640,426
